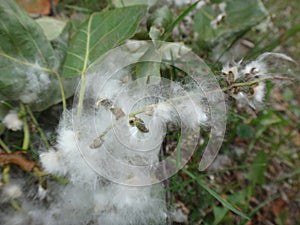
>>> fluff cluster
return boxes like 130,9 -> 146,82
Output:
0,42 -> 213,225
19,69 -> 51,104
1,111 -> 167,225
222,52 -> 295,109
2,110 -> 23,131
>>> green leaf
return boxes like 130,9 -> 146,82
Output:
213,206 -> 228,225
0,0 -> 56,68
0,0 -> 72,111
62,5 -> 147,78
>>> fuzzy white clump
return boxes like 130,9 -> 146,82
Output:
28,108 -> 166,224
1,42 -> 219,225
253,82 -> 266,103
154,102 -> 174,123
2,110 -> 23,131
40,148 -> 66,176
210,13 -> 226,30
1,183 -> 23,202
36,185 -> 48,200
170,203 -> 189,224
222,52 -> 295,109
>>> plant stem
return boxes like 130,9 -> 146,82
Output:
25,105 -> 50,149
49,70 -> 67,111
3,165 -> 10,183
0,100 -> 14,109
20,103 -> 30,151
77,74 -> 86,118
77,13 -> 93,118
0,138 -> 11,153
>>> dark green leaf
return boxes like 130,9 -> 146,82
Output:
0,0 -> 75,111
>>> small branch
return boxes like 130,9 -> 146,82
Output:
20,103 -> 30,151
0,138 -> 11,153
223,76 -> 294,91
50,70 -> 67,111
0,100 -> 14,109
3,165 -> 10,183
90,76 -> 293,148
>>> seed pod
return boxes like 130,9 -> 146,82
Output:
110,107 -> 125,120
90,136 -> 104,149
129,117 -> 149,133
95,98 -> 113,109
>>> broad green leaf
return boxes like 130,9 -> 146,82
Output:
0,0 -> 74,111
0,0 -> 56,68
62,5 -> 147,78
194,0 -> 268,44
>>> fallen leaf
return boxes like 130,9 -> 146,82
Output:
16,0 -> 59,16
271,198 -> 287,215
0,151 -> 37,172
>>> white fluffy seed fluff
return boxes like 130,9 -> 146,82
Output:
1,42 -> 220,225
1,183 -> 23,202
224,52 -> 294,109
2,110 -> 23,131
40,148 -> 66,176
19,72 -> 51,104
